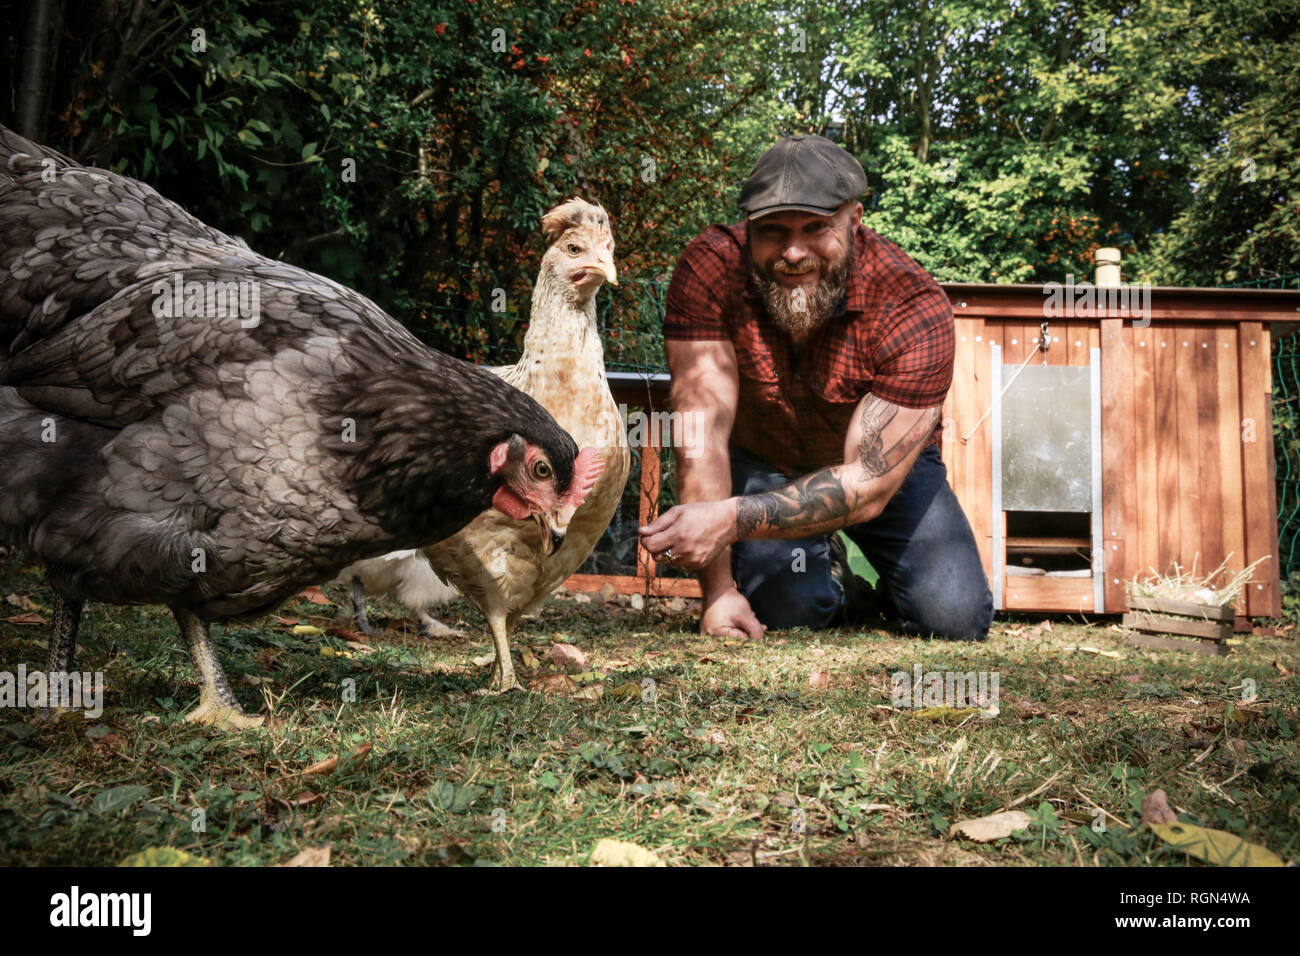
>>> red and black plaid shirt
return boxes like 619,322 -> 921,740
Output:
664,221 -> 954,476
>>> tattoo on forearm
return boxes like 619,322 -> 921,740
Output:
735,469 -> 849,539
857,399 -> 941,481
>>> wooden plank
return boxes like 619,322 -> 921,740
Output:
1154,324 -> 1180,575
1002,575 -> 1094,612
1238,322 -> 1274,616
1122,611 -> 1233,641
1126,595 -> 1236,621
950,320 -> 977,520
1006,536 -> 1091,550
971,319 -> 992,581
1100,317 -> 1134,612
636,440 -> 661,587
1133,323 -> 1157,580
1195,325 -> 1225,573
1215,326 -> 1246,602
1121,631 -> 1233,657
564,573 -> 702,598
1174,324 -> 1202,578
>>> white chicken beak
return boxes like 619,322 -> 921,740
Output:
600,256 -> 618,288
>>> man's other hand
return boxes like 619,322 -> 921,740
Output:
700,586 -> 766,641
639,499 -> 738,570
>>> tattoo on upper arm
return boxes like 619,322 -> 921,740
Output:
735,469 -> 848,539
856,398 -> 941,481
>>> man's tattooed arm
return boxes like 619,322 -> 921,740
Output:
857,398 -> 941,481
735,469 -> 849,539
733,398 -> 943,540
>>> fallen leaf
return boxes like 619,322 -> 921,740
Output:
949,810 -> 1032,842
296,586 -> 333,606
1120,674 -> 1142,683
521,648 -> 541,670
293,624 -> 323,636
327,626 -> 367,642
275,616 -> 300,626
1148,822 -> 1283,867
1225,738 -> 1247,755
589,838 -> 666,867
5,594 -> 38,611
278,791 -> 324,808
913,706 -> 981,723
1062,675 -> 1078,684
573,682 -> 605,701
4,612 -> 46,625
810,648 -> 826,658
1274,660 -> 1292,677
808,671 -> 830,690
318,646 -> 354,659
1140,789 -> 1179,824
118,847 -> 210,867
295,743 -> 373,777
530,674 -> 578,695
279,846 -> 331,867
609,682 -> 641,699
550,643 -> 586,673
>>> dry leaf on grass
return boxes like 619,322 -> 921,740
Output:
573,682 -> 605,701
1148,822 -> 1283,867
293,743 -> 373,778
550,643 -> 586,673
5,594 -> 38,611
1140,789 -> 1179,824
4,612 -> 46,625
530,674 -> 578,695
279,846 -> 331,867
808,671 -> 830,690
949,810 -> 1032,842
589,838 -> 665,867
296,586 -> 333,606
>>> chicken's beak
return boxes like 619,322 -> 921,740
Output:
535,512 -> 567,556
599,255 -> 619,288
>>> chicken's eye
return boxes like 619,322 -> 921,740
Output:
532,460 -> 553,480
566,243 -> 581,255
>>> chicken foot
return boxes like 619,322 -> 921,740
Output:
479,613 -> 523,694
349,576 -> 375,636
174,608 -> 263,729
30,592 -> 83,725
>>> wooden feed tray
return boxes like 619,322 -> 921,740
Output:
1121,596 -> 1237,656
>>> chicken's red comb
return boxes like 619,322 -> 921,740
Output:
562,447 -> 605,509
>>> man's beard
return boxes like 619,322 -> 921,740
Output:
750,227 -> 853,337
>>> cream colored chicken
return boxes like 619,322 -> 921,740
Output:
344,198 -> 629,691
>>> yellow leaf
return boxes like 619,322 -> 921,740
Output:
609,682 -> 641,699
521,649 -> 540,670
119,847 -> 211,867
589,838 -> 666,867
949,810 -> 1032,842
1148,822 -> 1284,867
294,625 -> 323,636
913,706 -> 981,723
319,646 -> 353,659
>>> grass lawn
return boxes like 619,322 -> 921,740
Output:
1,554 -> 1296,867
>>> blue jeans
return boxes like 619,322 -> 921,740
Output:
730,445 -> 993,640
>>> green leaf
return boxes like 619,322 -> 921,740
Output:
301,141 -> 318,159
91,785 -> 150,816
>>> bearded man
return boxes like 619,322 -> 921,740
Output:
639,134 -> 993,641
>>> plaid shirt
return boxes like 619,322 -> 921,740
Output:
664,221 -> 953,476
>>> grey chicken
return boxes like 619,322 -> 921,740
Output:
0,126 -> 600,728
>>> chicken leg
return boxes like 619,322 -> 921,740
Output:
173,608 -> 263,729
484,612 -> 522,693
31,592 -> 83,725
349,575 -> 375,636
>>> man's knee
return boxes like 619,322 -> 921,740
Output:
747,569 -> 842,629
903,582 -> 994,641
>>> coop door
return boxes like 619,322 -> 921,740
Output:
991,351 -> 1104,612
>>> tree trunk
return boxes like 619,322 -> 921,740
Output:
16,0 -> 62,141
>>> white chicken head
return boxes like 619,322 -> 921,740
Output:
540,197 -> 617,305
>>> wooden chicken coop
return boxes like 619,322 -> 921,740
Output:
567,283 -> 1300,621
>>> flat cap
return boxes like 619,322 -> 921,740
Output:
738,134 -> 867,219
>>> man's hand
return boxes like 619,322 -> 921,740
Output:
700,586 -> 766,641
639,499 -> 738,571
